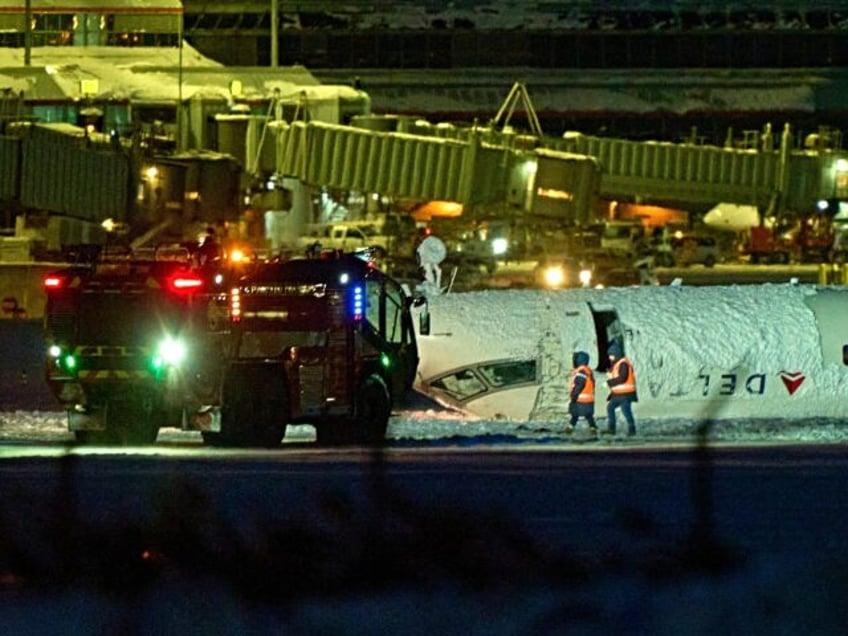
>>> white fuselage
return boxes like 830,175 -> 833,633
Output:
412,284 -> 848,422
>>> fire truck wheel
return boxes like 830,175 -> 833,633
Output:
73,400 -> 159,446
315,374 -> 391,446
74,430 -> 119,445
115,400 -> 160,445
219,365 -> 287,447
315,421 -> 354,445
354,373 -> 392,444
252,392 -> 287,448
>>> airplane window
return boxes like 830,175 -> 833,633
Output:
478,360 -> 537,387
843,344 -> 848,366
431,369 -> 487,400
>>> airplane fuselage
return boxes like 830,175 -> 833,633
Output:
412,284 -> 848,423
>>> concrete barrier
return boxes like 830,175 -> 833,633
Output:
0,318 -> 60,411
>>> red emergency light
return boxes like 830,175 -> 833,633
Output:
44,275 -> 64,290
167,273 -> 204,293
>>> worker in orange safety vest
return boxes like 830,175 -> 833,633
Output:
605,340 -> 638,436
565,350 -> 597,436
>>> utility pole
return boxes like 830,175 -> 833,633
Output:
271,1 -> 279,68
177,6 -> 184,149
24,0 -> 31,66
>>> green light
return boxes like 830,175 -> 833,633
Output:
380,353 -> 391,368
63,355 -> 76,370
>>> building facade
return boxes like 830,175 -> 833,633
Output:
181,1 -> 848,144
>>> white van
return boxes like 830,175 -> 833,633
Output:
671,234 -> 720,267
597,221 -> 646,257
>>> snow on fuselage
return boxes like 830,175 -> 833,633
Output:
412,284 -> 848,422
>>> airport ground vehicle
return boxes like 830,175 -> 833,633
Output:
669,234 -> 721,267
296,219 -> 416,259
596,220 -> 648,258
741,225 -> 795,264
533,247 -> 644,290
198,251 -> 422,446
44,247 -> 422,446
741,214 -> 835,264
42,244 -> 230,444
534,255 -> 593,289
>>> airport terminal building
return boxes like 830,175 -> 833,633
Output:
181,1 -> 848,144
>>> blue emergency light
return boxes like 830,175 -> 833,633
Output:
352,285 -> 364,321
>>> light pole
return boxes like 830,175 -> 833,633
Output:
24,0 -> 31,66
177,5 -> 183,149
271,0 -> 278,68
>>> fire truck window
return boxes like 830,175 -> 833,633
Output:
365,279 -> 381,331
78,294 -> 180,346
384,282 -> 404,344
239,331 -> 325,358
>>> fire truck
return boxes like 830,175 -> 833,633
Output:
44,246 -> 422,446
198,252 -> 422,446
43,244 -> 230,445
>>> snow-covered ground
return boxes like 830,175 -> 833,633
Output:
2,406 -> 848,634
4,279 -> 848,633
3,407 -> 848,446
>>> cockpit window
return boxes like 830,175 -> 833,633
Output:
430,359 -> 538,401
478,360 -> 537,387
430,369 -> 487,400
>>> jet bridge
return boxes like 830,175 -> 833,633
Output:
267,119 -> 600,223
262,117 -> 848,223
271,119 -> 483,204
553,126 -> 847,213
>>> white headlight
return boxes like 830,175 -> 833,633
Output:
579,269 -> 593,287
491,237 -> 509,256
543,265 -> 566,288
157,337 -> 186,366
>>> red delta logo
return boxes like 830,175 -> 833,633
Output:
697,370 -> 807,397
779,371 -> 806,396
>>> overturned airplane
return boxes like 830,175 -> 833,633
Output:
411,283 -> 848,423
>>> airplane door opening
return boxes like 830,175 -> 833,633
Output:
590,305 -> 623,372
803,290 -> 848,367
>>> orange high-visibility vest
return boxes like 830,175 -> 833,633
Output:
570,364 -> 595,403
610,358 -> 636,395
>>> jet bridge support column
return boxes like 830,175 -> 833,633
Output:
774,123 -> 793,218
265,177 -> 312,254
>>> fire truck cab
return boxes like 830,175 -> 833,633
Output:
43,245 -> 229,444
196,252 -> 421,446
